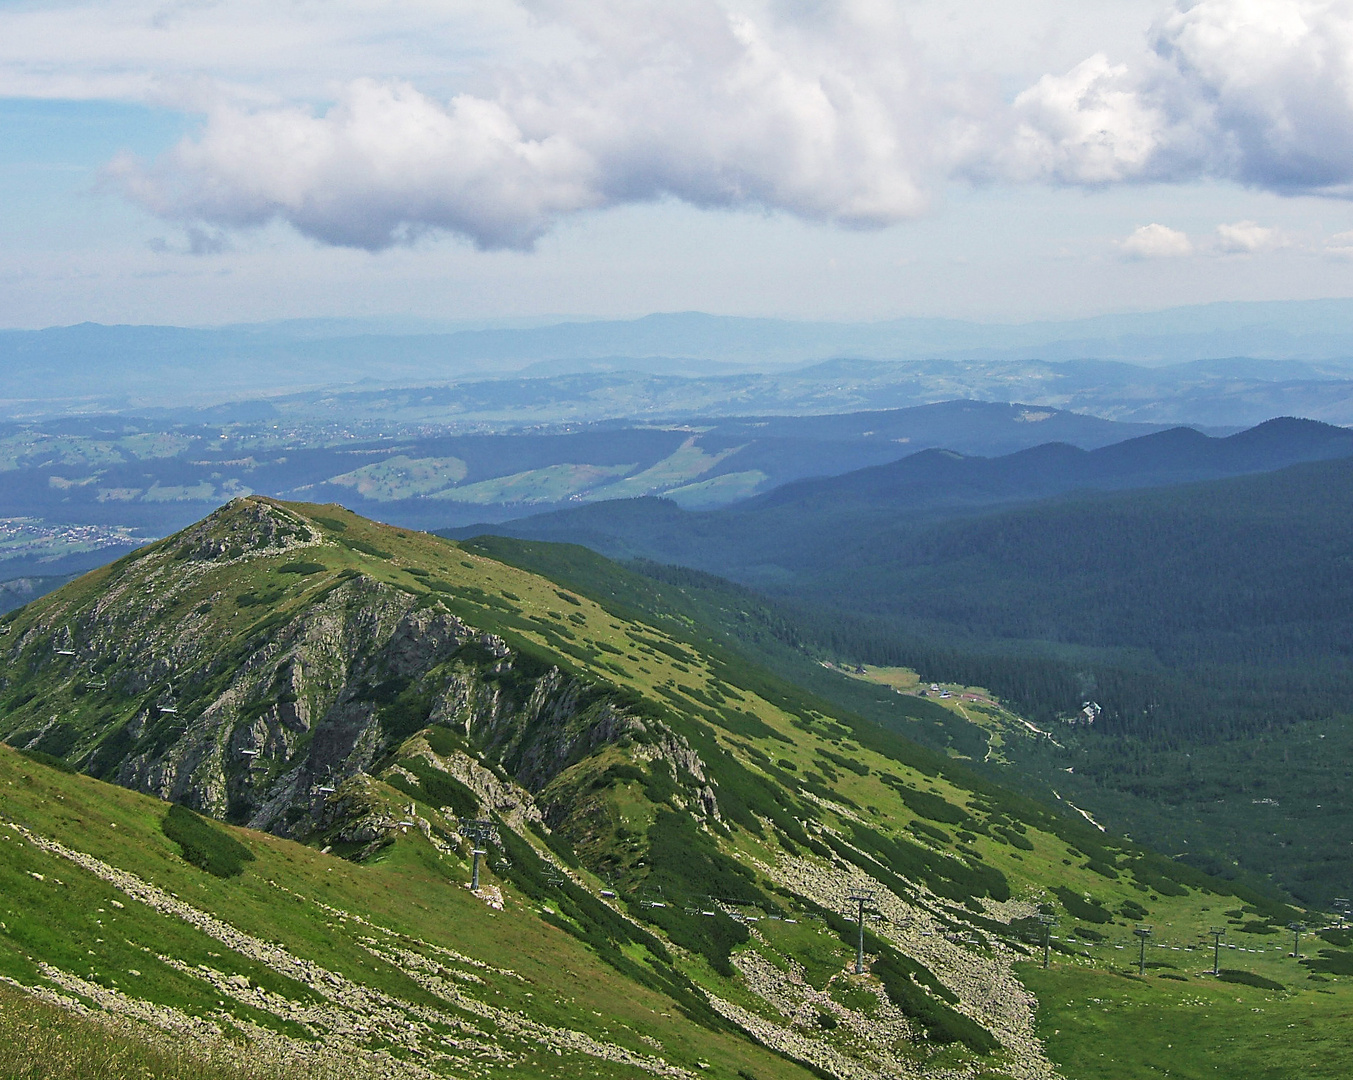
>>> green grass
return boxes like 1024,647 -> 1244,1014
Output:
0,744 -> 818,1080
1021,962 -> 1353,1080
0,983 -> 317,1080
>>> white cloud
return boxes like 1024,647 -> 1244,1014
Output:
1003,0 -> 1353,195
1214,220 -> 1285,253
1121,223 -> 1193,258
1001,54 -> 1169,184
20,0 -> 1353,252
107,1 -> 944,251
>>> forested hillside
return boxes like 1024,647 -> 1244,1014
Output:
457,442 -> 1353,906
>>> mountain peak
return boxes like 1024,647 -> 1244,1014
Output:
174,496 -> 325,563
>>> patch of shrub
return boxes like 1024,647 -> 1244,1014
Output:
995,826 -> 1034,851
872,950 -> 998,1053
341,537 -> 391,559
626,632 -> 698,665
646,809 -> 765,908
423,725 -> 462,757
640,903 -> 750,978
907,820 -> 952,845
162,804 -> 254,878
1051,886 -> 1112,924
15,748 -> 74,774
819,748 -> 869,776
714,707 -> 791,744
1217,969 -> 1285,991
398,762 -> 480,818
29,722 -> 81,759
236,587 -> 285,608
1303,949 -> 1353,976
277,561 -> 326,575
878,774 -> 970,825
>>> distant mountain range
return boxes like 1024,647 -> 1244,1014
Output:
10,298 -> 1353,419
0,400 -> 1169,554
455,416 -> 1353,577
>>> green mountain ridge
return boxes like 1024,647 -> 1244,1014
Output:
1,497 -> 1350,1079
450,429 -> 1353,905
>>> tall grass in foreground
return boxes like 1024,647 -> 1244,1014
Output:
0,984 -> 315,1080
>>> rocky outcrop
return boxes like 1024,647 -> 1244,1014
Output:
0,498 -> 672,856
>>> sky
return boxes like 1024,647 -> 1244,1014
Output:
6,0 -> 1353,328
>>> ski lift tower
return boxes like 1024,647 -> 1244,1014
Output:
1133,926 -> 1153,976
1289,921 -> 1306,959
1037,910 -> 1058,970
1208,927 -> 1226,976
459,818 -> 499,892
847,889 -> 875,975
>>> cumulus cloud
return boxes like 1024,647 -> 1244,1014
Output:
1214,220 -> 1285,253
109,1 -> 941,251
1001,54 -> 1171,184
1003,0 -> 1353,195
91,0 -> 1353,250
1121,223 -> 1193,258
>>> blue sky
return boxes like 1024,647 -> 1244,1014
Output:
5,0 -> 1353,328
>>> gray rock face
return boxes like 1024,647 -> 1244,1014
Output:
0,498 -> 675,853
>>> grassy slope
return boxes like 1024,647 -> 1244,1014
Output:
3,501 -> 1352,1078
0,981 -> 315,1080
1023,964 -> 1353,1080
0,744 -> 801,1080
444,533 -> 1353,1074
